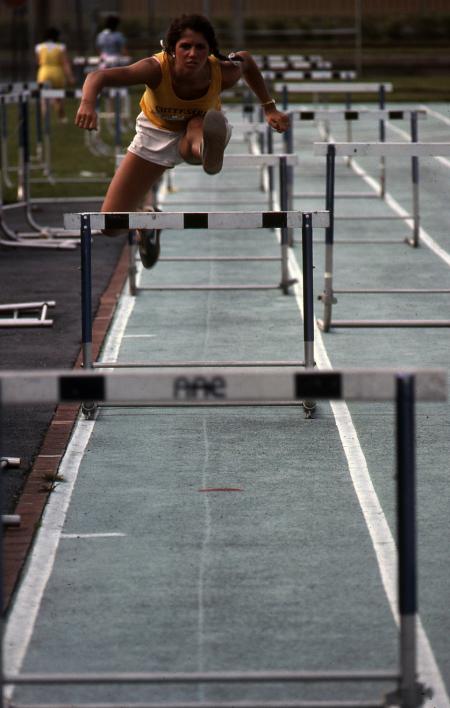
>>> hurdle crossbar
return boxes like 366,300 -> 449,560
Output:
64,211 -> 326,231
290,109 -> 426,122
0,370 -> 443,706
315,140 -> 450,330
0,368 -> 445,404
314,142 -> 450,158
267,70 -> 357,81
275,82 -> 393,94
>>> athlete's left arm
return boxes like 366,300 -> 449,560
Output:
221,51 -> 289,133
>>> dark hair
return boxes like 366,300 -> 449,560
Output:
104,14 -> 120,31
163,14 -> 229,61
44,27 -> 60,42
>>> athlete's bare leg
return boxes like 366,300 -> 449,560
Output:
178,111 -> 231,174
101,151 -> 166,235
178,116 -> 203,164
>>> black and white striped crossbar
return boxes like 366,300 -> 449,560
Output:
0,369 -> 446,405
291,109 -> 426,121
274,82 -> 393,94
0,81 -> 39,94
265,70 -> 357,80
35,87 -> 129,100
64,211 -> 329,230
314,142 -> 450,157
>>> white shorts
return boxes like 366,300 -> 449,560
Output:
127,112 -> 185,168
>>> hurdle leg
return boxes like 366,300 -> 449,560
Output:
33,90 -> 44,162
284,122 -> 294,246
266,126 -> 275,207
278,157 -> 297,294
318,144 -> 337,332
128,230 -> 137,296
405,112 -> 420,248
345,116 -> 353,168
0,98 -> 14,190
379,84 -> 386,198
301,212 -> 316,418
80,215 -> 96,418
392,375 -> 430,707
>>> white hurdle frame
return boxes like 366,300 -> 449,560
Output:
314,141 -> 450,330
286,109 -> 427,199
64,210 -> 328,417
0,301 -> 55,328
275,82 -> 393,110
0,367 -> 445,708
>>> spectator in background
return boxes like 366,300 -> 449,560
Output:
96,14 -> 128,68
35,27 -> 75,122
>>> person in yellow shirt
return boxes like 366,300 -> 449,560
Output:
75,14 -> 289,268
35,27 -> 75,122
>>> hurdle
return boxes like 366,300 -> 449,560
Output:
0,91 -> 47,192
0,367 -> 445,707
285,109 -> 427,200
0,172 -> 77,250
64,210 -> 327,416
114,153 -> 299,294
0,301 -> 55,328
314,141 -> 450,330
274,81 -> 392,111
29,88 -> 123,183
157,153 -> 297,211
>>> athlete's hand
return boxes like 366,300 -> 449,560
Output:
265,107 -> 290,134
75,100 -> 98,131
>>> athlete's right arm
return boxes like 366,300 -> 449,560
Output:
75,57 -> 161,131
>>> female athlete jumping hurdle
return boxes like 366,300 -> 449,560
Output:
75,13 -> 289,268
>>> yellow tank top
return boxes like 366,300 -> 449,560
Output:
36,42 -> 66,88
140,51 -> 222,131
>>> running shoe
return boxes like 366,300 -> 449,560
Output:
137,228 -> 160,269
137,207 -> 162,269
201,110 -> 232,175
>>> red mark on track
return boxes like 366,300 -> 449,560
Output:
198,488 -> 243,492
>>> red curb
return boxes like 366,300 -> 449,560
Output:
3,242 -> 130,613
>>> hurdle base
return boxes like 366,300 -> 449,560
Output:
318,319 -> 450,329
94,360 -> 307,368
404,236 -> 420,248
81,401 -> 97,419
136,283 -> 290,292
302,400 -> 317,419
385,680 -> 432,707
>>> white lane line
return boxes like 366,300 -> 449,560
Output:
123,334 -> 156,338
60,533 -> 126,539
386,120 -> 450,169
4,282 -> 136,698
420,104 -> 450,127
3,416 -> 96,701
287,248 -> 450,708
